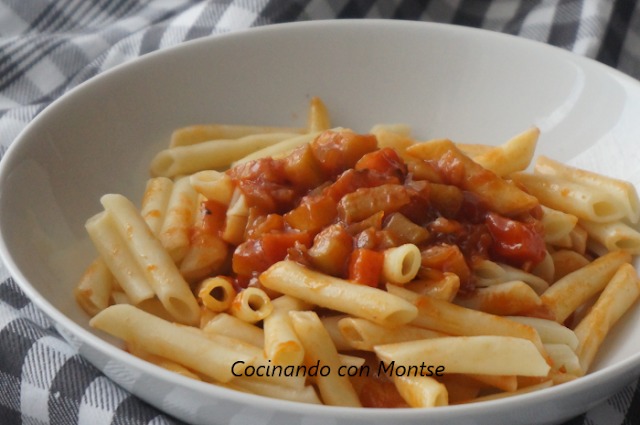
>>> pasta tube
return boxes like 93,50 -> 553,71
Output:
74,257 -> 115,317
140,177 -> 174,237
264,309 -> 305,366
404,273 -> 460,301
320,315 -> 353,351
289,311 -> 362,407
231,379 -> 321,405
91,305 -> 254,382
540,206 -> 578,245
85,211 -> 154,305
260,261 -> 418,327
387,284 -> 551,363
540,250 -> 632,323
100,194 -> 201,326
307,97 -> 331,132
229,287 -> 273,324
189,171 -> 234,206
579,219 -> 640,255
574,263 -> 640,373
159,176 -> 198,262
152,133 -> 299,176
551,250 -> 590,281
510,172 -> 625,223
453,281 -> 542,316
338,318 -> 444,351
374,336 -> 550,376
406,139 -> 538,215
472,126 -> 539,177
203,313 -> 264,348
535,155 -> 640,223
197,277 -> 236,312
380,244 -> 421,284
393,375 -> 448,408
169,124 -> 305,147
504,316 -> 578,350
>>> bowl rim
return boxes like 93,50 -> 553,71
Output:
1,18 -> 640,418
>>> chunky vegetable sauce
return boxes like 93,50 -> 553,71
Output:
195,130 -> 546,297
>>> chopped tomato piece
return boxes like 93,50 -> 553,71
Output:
284,195 -> 337,234
308,224 -> 353,277
421,244 -> 471,289
348,249 -> 384,287
355,148 -> 407,179
311,131 -> 378,177
323,168 -> 399,202
245,210 -> 285,239
485,212 -> 546,269
200,200 -> 227,235
233,231 -> 311,276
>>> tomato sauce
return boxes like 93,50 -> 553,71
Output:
199,129 -> 544,301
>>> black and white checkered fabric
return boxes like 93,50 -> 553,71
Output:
2,1 -> 640,424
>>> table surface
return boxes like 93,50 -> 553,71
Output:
2,0 -> 640,424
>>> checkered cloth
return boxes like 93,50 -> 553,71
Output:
2,0 -> 640,424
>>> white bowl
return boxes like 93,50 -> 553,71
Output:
2,19 -> 640,425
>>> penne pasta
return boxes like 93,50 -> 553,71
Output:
579,219 -> 640,255
153,133 -> 299,177
169,124 -> 306,148
569,224 -> 588,255
289,311 -> 362,407
100,194 -> 201,326
504,316 -> 578,350
455,143 -> 495,158
74,257 -> 115,317
338,318 -> 444,351
393,375 -> 448,408
406,139 -> 539,215
320,315 -> 354,352
231,379 -> 322,405
535,155 -> 640,223
458,381 -> 552,404
197,277 -> 236,312
544,344 -> 582,376
127,342 -> 202,381
472,126 -> 539,177
159,176 -> 198,263
551,250 -> 590,282
540,206 -> 578,245
540,250 -> 632,323
387,284 -> 551,363
467,374 -> 517,393
264,309 -> 305,366
85,211 -> 155,305
203,313 -> 264,348
91,305 -> 254,382
229,287 -> 273,324
380,244 -> 421,284
473,260 -> 549,295
574,263 -> 640,374
271,295 -> 314,312
232,131 -> 327,167
531,250 -> 555,284
510,172 -> 625,223
307,97 -> 331,132
260,261 -> 418,327
374,336 -> 550,376
141,177 -> 174,237
404,273 -> 460,302
189,171 -> 234,206
453,281 -> 542,316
